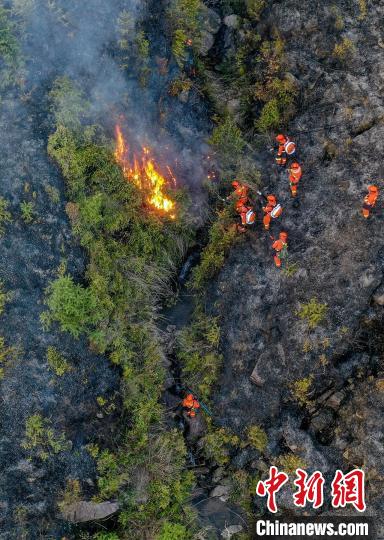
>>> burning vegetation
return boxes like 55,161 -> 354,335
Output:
114,125 -> 176,218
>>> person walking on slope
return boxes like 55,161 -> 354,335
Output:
362,185 -> 379,218
288,162 -> 302,197
182,393 -> 200,418
275,134 -> 296,166
262,194 -> 283,230
272,231 -> 288,268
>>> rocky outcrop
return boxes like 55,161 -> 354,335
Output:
60,501 -> 119,523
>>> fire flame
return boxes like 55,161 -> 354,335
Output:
114,125 -> 175,217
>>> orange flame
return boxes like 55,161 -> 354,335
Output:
114,125 -> 175,217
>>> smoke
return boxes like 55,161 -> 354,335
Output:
10,0 -> 211,202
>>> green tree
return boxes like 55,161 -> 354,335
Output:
42,274 -> 103,337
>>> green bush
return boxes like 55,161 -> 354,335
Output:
0,281 -> 11,315
46,346 -> 72,376
246,0 -> 266,20
0,197 -> 12,235
276,453 -> 307,475
21,413 -> 71,460
156,522 -> 190,540
20,201 -> 35,223
297,298 -> 328,328
290,376 -> 314,407
255,98 -> 280,132
203,426 -> 239,466
191,208 -> 237,290
333,37 -> 355,61
167,0 -> 202,65
0,7 -> 24,89
177,310 -> 222,400
49,76 -> 89,130
209,116 -> 246,174
247,425 -> 268,452
42,274 -> 103,338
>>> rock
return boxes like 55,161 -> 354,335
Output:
60,501 -> 120,524
178,88 -> 190,104
221,524 -> 243,539
212,466 -> 225,484
373,284 -> 384,305
210,484 -> 231,501
200,6 -> 221,34
199,31 -> 215,56
224,15 -> 240,29
185,411 -> 206,443
326,390 -> 346,410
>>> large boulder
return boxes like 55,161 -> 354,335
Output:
60,501 -> 119,524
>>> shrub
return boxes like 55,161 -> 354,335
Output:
167,0 -> 202,65
49,76 -> 89,130
358,0 -> 367,20
247,425 -> 268,452
0,197 -> 12,235
21,413 -> 71,460
191,208 -> 237,290
0,7 -> 24,89
246,0 -> 266,20
255,98 -> 280,132
276,453 -> 307,475
0,336 -> 16,379
291,376 -> 314,407
203,427 -> 239,465
156,522 -> 190,540
297,298 -> 328,328
0,281 -> 11,315
333,37 -> 355,61
20,201 -> 35,223
177,310 -> 222,400
44,184 -> 60,204
42,274 -> 103,338
46,346 -> 72,376
209,116 -> 246,173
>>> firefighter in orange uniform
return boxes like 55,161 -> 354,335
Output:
182,393 -> 200,418
237,204 -> 256,233
362,185 -> 379,218
272,231 -> 288,268
230,180 -> 249,206
276,134 -> 296,166
262,194 -> 282,230
288,162 -> 302,197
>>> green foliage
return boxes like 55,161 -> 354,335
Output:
93,534 -> 120,540
0,336 -> 16,379
0,197 -> 12,236
49,76 -> 89,130
209,115 -> 246,174
46,346 -> 72,376
0,7 -> 24,89
247,425 -> 268,452
297,298 -> 328,329
21,413 -> 71,460
191,208 -> 237,290
20,201 -> 35,223
203,426 -> 239,465
283,260 -> 299,277
246,0 -> 266,20
358,0 -> 367,20
44,184 -> 60,204
276,453 -> 307,475
0,281 -> 11,315
255,98 -> 280,132
177,310 -> 222,400
58,479 -> 81,509
333,37 -> 355,61
42,274 -> 103,338
156,522 -> 190,540
167,0 -> 202,66
47,76 -> 196,537
330,6 -> 345,30
290,375 -> 314,407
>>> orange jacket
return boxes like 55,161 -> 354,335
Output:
272,239 -> 287,252
289,165 -> 302,184
263,197 -> 277,214
277,136 -> 296,156
364,191 -> 378,207
239,205 -> 256,225
182,394 -> 200,411
233,184 -> 249,199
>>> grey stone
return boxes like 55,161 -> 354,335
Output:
60,501 -> 120,524
224,15 -> 240,29
221,524 -> 243,539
